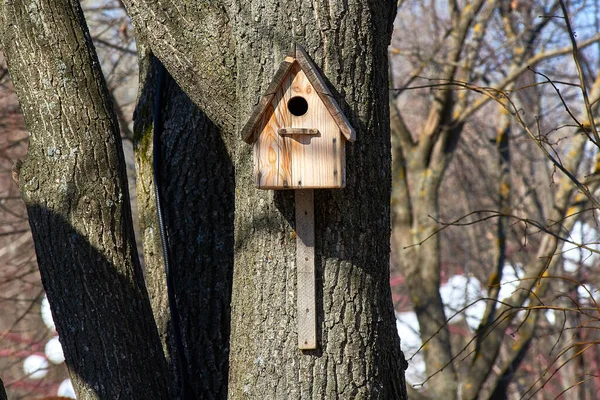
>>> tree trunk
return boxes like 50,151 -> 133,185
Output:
0,1 -> 169,399
123,0 -> 406,398
226,4 -> 407,398
392,169 -> 459,399
3,0 -> 407,397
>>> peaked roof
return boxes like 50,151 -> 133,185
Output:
241,44 -> 356,144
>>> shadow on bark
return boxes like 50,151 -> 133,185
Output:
137,59 -> 235,399
27,205 -> 169,399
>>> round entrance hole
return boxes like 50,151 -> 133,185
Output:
287,96 -> 309,116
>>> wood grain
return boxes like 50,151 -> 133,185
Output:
278,128 -> 318,136
295,189 -> 316,349
296,45 -> 356,141
254,63 -> 345,189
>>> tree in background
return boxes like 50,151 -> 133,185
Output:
391,1 -> 600,398
0,0 -> 406,399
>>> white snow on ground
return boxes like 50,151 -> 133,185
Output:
23,354 -> 48,379
396,311 -> 426,384
563,222 -> 600,273
41,295 -> 56,332
45,336 -> 65,364
58,378 -> 76,398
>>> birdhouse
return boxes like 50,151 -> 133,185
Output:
241,44 -> 355,189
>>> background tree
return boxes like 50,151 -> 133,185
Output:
0,0 -> 407,399
390,1 -> 600,398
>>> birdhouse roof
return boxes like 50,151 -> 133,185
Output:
241,44 -> 356,144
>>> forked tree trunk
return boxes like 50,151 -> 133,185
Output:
125,0 -> 407,397
3,0 -> 407,398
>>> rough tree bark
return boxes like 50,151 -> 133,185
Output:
0,0 -> 169,399
123,0 -> 408,397
2,0 -> 407,398
133,49 -> 234,398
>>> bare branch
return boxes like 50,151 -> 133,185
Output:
558,0 -> 600,146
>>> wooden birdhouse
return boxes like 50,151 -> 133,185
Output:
241,44 -> 355,350
241,44 -> 355,189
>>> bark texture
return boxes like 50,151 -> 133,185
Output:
133,48 -> 235,398
2,0 -> 406,397
0,1 -> 169,399
228,3 -> 405,396
122,0 -> 407,398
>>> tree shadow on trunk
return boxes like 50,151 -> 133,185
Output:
136,58 -> 235,399
27,204 -> 169,399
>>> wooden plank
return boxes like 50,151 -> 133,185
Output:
295,45 -> 332,96
254,103 -> 285,188
278,128 -> 319,136
272,70 -> 292,187
324,96 -> 356,142
288,66 -> 343,188
296,189 -> 316,349
241,93 -> 276,143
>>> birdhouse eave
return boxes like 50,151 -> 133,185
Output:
240,44 -> 355,144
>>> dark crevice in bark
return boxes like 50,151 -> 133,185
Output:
134,55 -> 234,399
159,71 -> 234,400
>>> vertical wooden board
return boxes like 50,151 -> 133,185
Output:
295,189 -> 316,349
333,129 -> 345,188
262,69 -> 291,188
253,132 -> 260,187
338,135 -> 346,187
290,67 -> 316,187
254,61 -> 346,189
273,71 -> 293,188
254,104 -> 283,188
254,70 -> 293,189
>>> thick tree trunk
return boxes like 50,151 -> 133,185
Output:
227,3 -> 406,398
124,0 -> 406,398
0,1 -> 169,399
3,0 -> 406,397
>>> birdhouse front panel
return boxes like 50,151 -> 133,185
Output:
241,44 -> 355,190
252,64 -> 345,189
